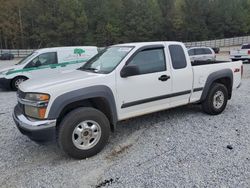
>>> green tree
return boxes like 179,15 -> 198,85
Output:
1,0 -> 250,49
120,0 -> 163,42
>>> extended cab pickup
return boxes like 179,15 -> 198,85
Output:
230,44 -> 250,63
13,42 -> 243,159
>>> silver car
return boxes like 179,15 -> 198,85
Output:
188,47 -> 216,62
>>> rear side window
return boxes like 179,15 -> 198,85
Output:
129,48 -> 166,74
195,48 -> 204,55
242,44 -> 250,49
203,48 -> 212,54
188,49 -> 195,56
169,45 -> 187,69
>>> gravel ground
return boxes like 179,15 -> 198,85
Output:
0,56 -> 250,188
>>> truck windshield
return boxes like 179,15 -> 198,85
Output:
16,52 -> 38,65
79,46 -> 133,74
242,44 -> 250,49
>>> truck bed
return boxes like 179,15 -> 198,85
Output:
190,60 -> 242,103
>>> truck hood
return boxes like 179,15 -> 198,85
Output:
19,69 -> 103,92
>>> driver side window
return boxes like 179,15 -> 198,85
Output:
128,48 -> 166,75
26,52 -> 58,68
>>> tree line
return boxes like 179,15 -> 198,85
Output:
0,0 -> 250,49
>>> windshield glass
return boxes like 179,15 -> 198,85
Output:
16,52 -> 38,65
242,44 -> 250,49
79,46 -> 133,74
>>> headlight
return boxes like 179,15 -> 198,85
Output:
19,93 -> 50,119
24,106 -> 47,120
25,93 -> 50,101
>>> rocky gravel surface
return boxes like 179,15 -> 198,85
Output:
0,59 -> 250,188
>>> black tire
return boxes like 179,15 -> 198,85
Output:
11,76 -> 28,91
202,83 -> 228,115
58,107 -> 110,159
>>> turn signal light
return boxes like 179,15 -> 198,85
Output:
38,108 -> 47,119
39,94 -> 50,101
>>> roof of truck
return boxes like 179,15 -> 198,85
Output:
113,41 -> 183,47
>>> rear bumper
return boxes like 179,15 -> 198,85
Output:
0,77 -> 11,90
231,57 -> 250,62
13,105 -> 57,141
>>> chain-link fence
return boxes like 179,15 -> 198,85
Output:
185,36 -> 250,48
0,49 -> 35,58
1,36 -> 250,57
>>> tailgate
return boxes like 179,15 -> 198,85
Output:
230,50 -> 249,56
231,61 -> 243,89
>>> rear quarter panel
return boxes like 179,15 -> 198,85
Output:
190,61 -> 242,103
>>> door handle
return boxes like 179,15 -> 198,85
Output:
158,75 -> 170,82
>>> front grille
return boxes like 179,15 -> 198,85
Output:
17,89 -> 26,114
17,89 -> 26,99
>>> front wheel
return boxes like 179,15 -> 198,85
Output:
58,107 -> 110,159
202,83 -> 228,115
11,77 -> 27,91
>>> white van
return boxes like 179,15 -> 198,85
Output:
0,46 -> 98,90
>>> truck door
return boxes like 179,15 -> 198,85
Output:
116,45 -> 173,120
24,52 -> 59,78
167,44 -> 193,107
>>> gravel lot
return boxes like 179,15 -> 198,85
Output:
0,56 -> 250,188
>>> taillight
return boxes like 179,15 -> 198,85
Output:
248,50 -> 250,55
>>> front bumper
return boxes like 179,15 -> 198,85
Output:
0,77 -> 11,90
13,105 -> 57,141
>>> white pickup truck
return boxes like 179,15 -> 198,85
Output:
13,42 -> 243,159
230,44 -> 250,63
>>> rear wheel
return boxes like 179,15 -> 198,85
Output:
58,107 -> 110,159
202,83 -> 228,115
11,77 -> 27,91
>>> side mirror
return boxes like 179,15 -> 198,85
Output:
120,65 -> 140,78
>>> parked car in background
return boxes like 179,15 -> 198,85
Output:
212,47 -> 220,54
188,47 -> 216,62
0,53 -> 14,60
0,46 -> 98,90
230,44 -> 250,63
13,41 -> 243,159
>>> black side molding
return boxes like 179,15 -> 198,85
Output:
193,87 -> 203,92
121,88 -> 203,109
